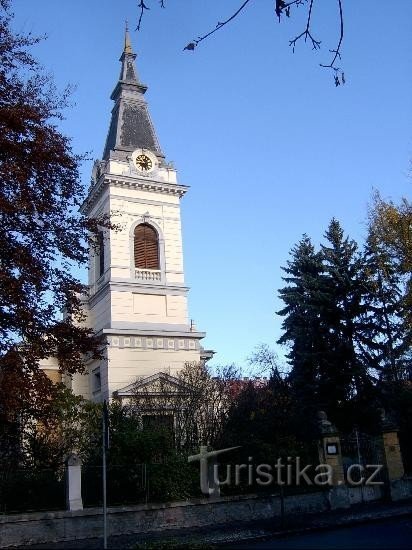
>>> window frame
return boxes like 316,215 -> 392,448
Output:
134,223 -> 160,270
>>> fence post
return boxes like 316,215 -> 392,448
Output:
377,409 -> 407,501
380,410 -> 404,482
66,453 -> 83,511
206,446 -> 221,498
317,411 -> 350,510
317,411 -> 345,485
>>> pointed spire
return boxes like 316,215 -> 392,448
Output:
102,25 -> 163,161
124,20 -> 133,55
119,21 -> 139,84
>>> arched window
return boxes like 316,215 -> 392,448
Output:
134,223 -> 159,270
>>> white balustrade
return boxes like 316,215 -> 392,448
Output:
135,269 -> 161,281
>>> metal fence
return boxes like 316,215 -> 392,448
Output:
340,429 -> 387,485
0,460 -> 198,513
399,430 -> 412,475
82,464 -> 148,507
0,468 -> 66,514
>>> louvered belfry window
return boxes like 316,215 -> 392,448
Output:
134,223 -> 160,270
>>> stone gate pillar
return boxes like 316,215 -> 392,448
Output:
317,411 -> 350,510
317,411 -> 345,486
378,409 -> 409,501
66,453 -> 83,511
380,411 -> 404,481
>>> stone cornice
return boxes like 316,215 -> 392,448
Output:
82,174 -> 189,214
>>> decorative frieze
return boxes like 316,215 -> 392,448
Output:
108,335 -> 198,351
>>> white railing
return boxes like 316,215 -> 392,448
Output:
135,268 -> 162,282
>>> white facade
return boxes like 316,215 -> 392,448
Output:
42,29 -> 211,400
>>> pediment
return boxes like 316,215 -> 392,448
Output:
113,371 -> 191,398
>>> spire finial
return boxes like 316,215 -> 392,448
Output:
124,19 -> 133,54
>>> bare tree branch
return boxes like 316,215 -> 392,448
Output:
128,363 -> 240,451
287,0 -> 344,84
136,0 -> 150,31
320,0 -> 344,84
289,0 -> 321,52
183,0 -> 253,51
134,0 -> 346,85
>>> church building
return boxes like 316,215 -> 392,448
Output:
41,27 -> 212,401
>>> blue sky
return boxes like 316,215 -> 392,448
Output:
12,0 -> 412,369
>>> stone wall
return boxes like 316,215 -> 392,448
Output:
0,492 -> 326,548
1,480 -> 411,548
390,477 -> 412,501
0,487 -> 375,548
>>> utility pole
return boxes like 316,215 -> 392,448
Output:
102,400 -> 109,549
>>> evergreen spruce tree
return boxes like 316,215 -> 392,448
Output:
278,216 -> 410,433
319,219 -> 373,421
277,235 -> 326,426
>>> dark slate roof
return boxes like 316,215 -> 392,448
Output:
102,29 -> 163,161
120,103 -> 159,150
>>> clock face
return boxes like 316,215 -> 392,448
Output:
135,154 -> 152,172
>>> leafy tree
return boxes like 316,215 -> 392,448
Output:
369,194 -> 412,275
74,400 -> 201,503
218,370 -> 318,491
368,194 -> 412,336
362,223 -> 412,382
1,391 -> 201,507
366,194 -> 412,469
18,386 -> 88,470
0,1 -> 109,427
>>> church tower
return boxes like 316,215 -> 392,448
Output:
72,28 -> 211,401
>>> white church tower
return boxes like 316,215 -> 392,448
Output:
69,28 -> 212,401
